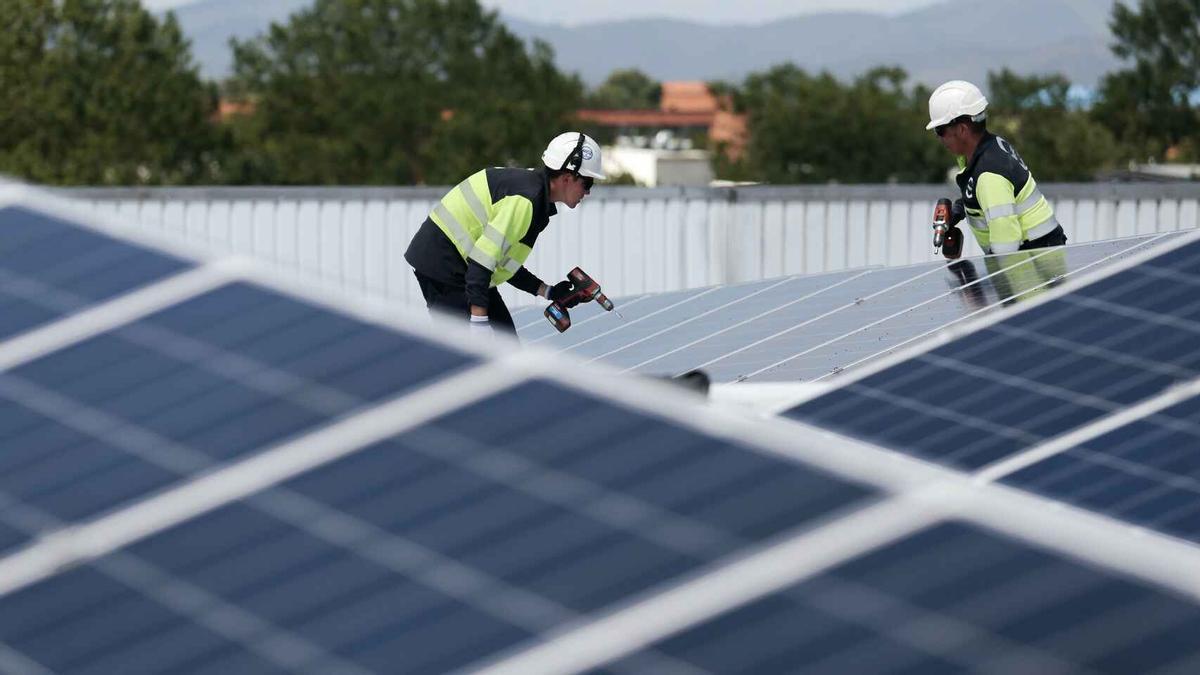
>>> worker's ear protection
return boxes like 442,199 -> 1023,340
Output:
559,133 -> 586,174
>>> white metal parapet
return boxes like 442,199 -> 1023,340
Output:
53,183 -> 1200,308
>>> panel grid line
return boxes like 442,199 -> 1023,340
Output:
0,263 -> 235,374
0,361 -> 520,598
974,376 -> 1200,483
738,247 -> 1064,380
623,270 -> 874,373
550,287 -> 725,349
588,278 -> 794,362
0,490 -> 364,675
799,232 -> 1175,385
401,425 -> 742,558
786,571 -> 1091,674
782,231 -> 1185,404
517,294 -> 651,333
468,497 -> 939,675
687,262 -> 970,375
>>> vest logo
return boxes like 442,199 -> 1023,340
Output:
965,177 -> 975,199
581,146 -> 593,161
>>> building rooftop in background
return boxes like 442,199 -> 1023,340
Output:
577,80 -> 747,164
660,81 -> 721,114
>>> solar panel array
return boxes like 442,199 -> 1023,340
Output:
513,234 -> 1179,383
786,229 -> 1200,548
1,186 -> 1199,675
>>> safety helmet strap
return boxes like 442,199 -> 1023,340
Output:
559,133 -> 586,174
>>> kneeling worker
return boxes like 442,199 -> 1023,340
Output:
405,132 -> 605,336
927,80 -> 1067,255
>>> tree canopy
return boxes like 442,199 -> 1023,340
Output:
728,65 -> 944,184
0,0 -> 1195,186
223,0 -> 582,184
0,0 -> 220,185
985,70 -> 1118,181
1092,0 -> 1200,160
584,69 -> 661,109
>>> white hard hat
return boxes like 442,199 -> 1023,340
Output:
926,80 -> 988,130
542,132 -> 605,180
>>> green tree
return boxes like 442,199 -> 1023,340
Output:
585,69 -> 661,109
986,69 -> 1118,181
225,0 -> 582,185
0,0 -> 220,185
1092,0 -> 1200,160
729,65 -> 942,184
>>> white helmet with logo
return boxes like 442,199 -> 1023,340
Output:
926,80 -> 988,130
542,132 -> 605,179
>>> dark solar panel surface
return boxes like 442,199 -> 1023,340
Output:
603,521 -> 1200,675
1004,395 -> 1200,544
0,281 -> 477,553
0,206 -> 193,340
0,379 -> 877,675
786,237 -> 1200,470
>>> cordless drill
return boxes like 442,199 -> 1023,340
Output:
544,267 -> 615,332
932,198 -> 963,260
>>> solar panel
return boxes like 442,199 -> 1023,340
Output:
516,234 -> 1173,383
0,205 -> 193,340
601,521 -> 1200,675
0,280 -> 479,555
786,230 -> 1200,471
0,378 -> 878,674
1002,391 -> 1200,543
2,184 -> 1200,675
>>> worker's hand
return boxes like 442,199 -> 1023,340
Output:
950,198 -> 965,226
547,280 -> 574,301
468,314 -> 493,339
548,279 -> 590,308
942,225 -> 964,260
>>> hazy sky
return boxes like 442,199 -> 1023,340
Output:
144,0 -> 945,24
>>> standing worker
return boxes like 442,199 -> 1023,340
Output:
405,132 -> 605,337
927,80 -> 1067,256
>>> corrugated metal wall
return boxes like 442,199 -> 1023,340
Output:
59,184 -> 1200,308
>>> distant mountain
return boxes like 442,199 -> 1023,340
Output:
167,0 -> 1122,88
170,0 -> 311,79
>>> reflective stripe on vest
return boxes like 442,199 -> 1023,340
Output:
433,202 -> 477,257
1024,215 -> 1060,242
433,179 -> 520,274
985,203 -> 1016,221
1017,188 -> 1044,215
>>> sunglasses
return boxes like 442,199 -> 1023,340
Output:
934,120 -> 962,137
581,176 -> 594,191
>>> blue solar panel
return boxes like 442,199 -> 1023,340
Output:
786,235 -> 1200,470
0,281 -> 478,553
1004,394 -> 1200,543
0,379 -> 877,674
0,206 -> 193,339
604,521 -> 1200,674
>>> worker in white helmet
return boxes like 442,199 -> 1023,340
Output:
405,132 -> 604,337
927,80 -> 1066,256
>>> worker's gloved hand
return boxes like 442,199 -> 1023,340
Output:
547,279 -> 590,308
949,198 -> 965,226
942,225 -> 964,260
468,314 -> 493,339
